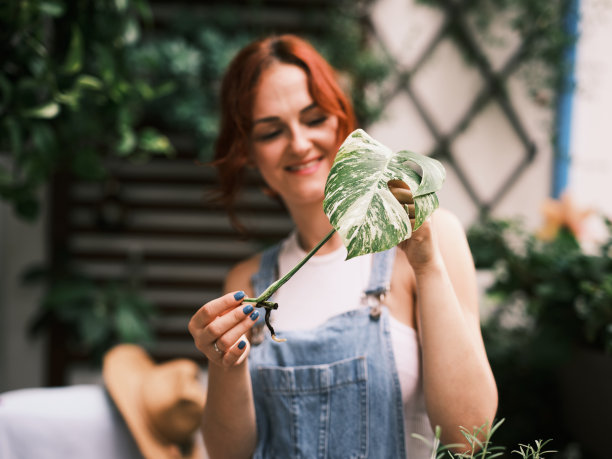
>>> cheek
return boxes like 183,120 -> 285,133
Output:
253,150 -> 277,175
323,118 -> 341,152
252,149 -> 282,191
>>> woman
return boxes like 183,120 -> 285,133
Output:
189,34 -> 497,458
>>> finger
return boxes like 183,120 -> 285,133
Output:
189,291 -> 246,331
222,335 -> 250,366
207,306 -> 260,353
390,187 -> 414,204
191,304 -> 258,360
390,187 -> 415,218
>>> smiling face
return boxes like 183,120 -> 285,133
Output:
249,63 -> 340,210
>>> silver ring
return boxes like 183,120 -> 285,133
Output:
213,341 -> 223,354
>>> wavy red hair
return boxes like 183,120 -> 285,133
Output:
213,34 -> 357,229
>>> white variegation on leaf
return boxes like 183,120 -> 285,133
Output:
323,129 -> 445,260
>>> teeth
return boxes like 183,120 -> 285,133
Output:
287,159 -> 319,171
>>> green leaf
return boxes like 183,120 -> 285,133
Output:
63,27 -> 83,74
117,126 -> 136,155
38,0 -> 65,17
22,101 -> 60,119
137,128 -> 174,155
323,129 -> 445,259
55,89 -> 80,108
122,19 -> 140,46
114,0 -> 128,12
75,75 -> 103,91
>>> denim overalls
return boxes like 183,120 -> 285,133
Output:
249,244 -> 408,458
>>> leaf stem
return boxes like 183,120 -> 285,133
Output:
244,228 -> 336,305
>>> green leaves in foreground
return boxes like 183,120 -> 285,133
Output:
324,129 -> 446,259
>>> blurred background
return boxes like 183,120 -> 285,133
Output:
1,0 -> 611,457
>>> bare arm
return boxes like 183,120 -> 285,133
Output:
391,187 -> 498,447
188,258 -> 261,459
408,211 -> 497,446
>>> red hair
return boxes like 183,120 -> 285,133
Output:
213,34 -> 357,229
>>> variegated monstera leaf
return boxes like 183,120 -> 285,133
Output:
323,129 -> 446,260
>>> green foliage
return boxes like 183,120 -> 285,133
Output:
468,215 -> 612,455
26,267 -> 157,363
413,420 -> 554,459
128,3 -> 391,161
0,0 -> 175,221
469,216 -> 612,354
126,13 -> 254,160
512,440 -> 556,459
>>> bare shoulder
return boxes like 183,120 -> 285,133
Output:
224,253 -> 262,297
432,207 -> 465,238
432,207 -> 479,311
431,207 -> 471,256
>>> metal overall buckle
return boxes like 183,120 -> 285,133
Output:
363,287 -> 387,320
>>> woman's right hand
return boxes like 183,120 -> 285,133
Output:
188,291 -> 260,368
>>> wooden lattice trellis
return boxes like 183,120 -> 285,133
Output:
364,0 -> 538,217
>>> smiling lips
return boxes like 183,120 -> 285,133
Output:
284,157 -> 324,174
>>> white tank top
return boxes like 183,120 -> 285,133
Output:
272,231 -> 434,457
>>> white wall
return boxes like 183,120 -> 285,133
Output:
569,0 -> 612,217
0,187 -> 46,392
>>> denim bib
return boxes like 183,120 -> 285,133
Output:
249,245 -> 407,458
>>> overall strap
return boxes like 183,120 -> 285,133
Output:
364,248 -> 396,297
363,248 -> 397,318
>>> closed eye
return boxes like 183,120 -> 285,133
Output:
306,116 -> 328,127
253,128 -> 283,142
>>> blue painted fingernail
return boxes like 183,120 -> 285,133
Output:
250,310 -> 260,321
242,304 -> 254,315
238,340 -> 246,350
234,291 -> 245,301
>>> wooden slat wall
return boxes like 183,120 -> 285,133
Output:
48,151 -> 292,384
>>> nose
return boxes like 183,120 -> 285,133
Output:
289,125 -> 312,156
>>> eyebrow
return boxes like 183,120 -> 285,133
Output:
252,103 -> 318,125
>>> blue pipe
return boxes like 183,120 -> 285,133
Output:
553,0 -> 580,198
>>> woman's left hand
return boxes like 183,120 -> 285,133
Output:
389,185 -> 440,271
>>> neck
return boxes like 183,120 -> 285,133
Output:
285,200 -> 343,255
